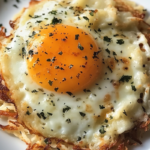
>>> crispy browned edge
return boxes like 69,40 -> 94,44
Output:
0,0 -> 150,150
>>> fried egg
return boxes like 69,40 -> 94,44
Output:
0,0 -> 150,149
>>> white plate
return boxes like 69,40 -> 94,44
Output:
0,0 -> 150,150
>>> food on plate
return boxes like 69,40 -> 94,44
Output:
0,0 -> 150,149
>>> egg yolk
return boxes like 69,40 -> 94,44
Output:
27,25 -> 102,94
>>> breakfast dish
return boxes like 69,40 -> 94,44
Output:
0,0 -> 150,150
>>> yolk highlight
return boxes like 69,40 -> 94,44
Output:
27,25 -> 102,94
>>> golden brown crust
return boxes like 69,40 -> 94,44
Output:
114,0 -> 146,19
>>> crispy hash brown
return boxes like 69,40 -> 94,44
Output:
0,0 -> 150,150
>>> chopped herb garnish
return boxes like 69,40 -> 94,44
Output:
28,50 -> 34,56
98,28 -> 101,32
47,112 -> 53,116
40,112 -> 46,120
78,43 -> 84,50
75,34 -> 79,40
110,115 -> 113,119
49,10 -> 57,15
44,138 -> 49,144
93,51 -> 101,59
65,11 -> 67,15
105,48 -> 110,54
49,33 -> 53,36
29,31 -> 36,38
89,11 -> 94,16
77,136 -> 81,141
113,51 -> 117,55
69,64 -> 73,69
114,34 -> 119,37
79,112 -> 86,117
5,47 -> 11,50
103,36 -> 111,42
58,51 -> 63,55
22,47 -> 26,58
29,15 -> 41,18
32,90 -> 38,93
26,111 -> 31,115
99,105 -> 105,109
123,110 -> 127,116
48,80 -> 53,86
142,106 -> 146,112
117,39 -> 124,45
36,20 -> 42,23
47,59 -> 51,62
83,16 -> 89,21
69,6 -> 73,9
105,119 -> 108,123
99,126 -> 106,134
108,66 -> 112,73
119,75 -> 132,82
66,92 -> 73,96
51,17 -> 62,25
66,118 -> 71,123
13,4 -> 18,8
0,24 -> 2,27
131,85 -> 137,91
63,106 -> 71,113
54,87 -> 59,92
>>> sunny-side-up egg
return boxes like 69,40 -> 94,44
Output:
0,0 -> 150,149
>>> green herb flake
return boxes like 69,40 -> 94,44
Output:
36,20 -> 42,23
103,36 -> 111,42
32,90 -> 38,93
104,119 -> 108,123
47,112 -> 53,116
108,66 -> 112,73
63,106 -> 71,113
99,105 -> 105,109
51,17 -> 62,25
66,118 -> 71,123
113,51 -> 117,55
48,80 -> 53,86
75,34 -> 79,40
117,39 -> 124,45
13,4 -> 18,8
29,31 -> 36,38
83,16 -> 89,21
79,112 -> 86,117
22,47 -> 26,58
123,110 -> 127,116
49,10 -> 57,15
114,34 -> 119,37
40,112 -> 46,120
65,11 -> 67,15
99,126 -> 106,134
119,75 -> 132,82
44,138 -> 50,144
89,11 -> 94,16
105,48 -> 110,54
26,111 -> 31,115
131,85 -> 137,91
0,24 -> 2,27
77,136 -> 81,141
110,115 -> 113,119
78,43 -> 84,50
